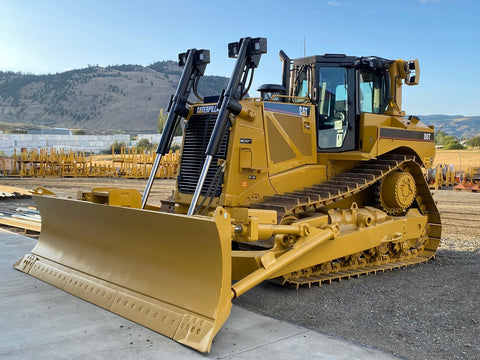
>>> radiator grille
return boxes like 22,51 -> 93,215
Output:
177,113 -> 229,196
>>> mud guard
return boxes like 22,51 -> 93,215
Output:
14,195 -> 233,353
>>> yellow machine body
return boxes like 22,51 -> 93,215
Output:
15,38 -> 440,353
173,100 -> 435,210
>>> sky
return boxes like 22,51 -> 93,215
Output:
0,0 -> 479,116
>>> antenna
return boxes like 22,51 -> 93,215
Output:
304,35 -> 306,56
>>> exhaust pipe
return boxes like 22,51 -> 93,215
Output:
279,50 -> 291,93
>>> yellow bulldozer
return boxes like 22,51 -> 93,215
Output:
15,37 -> 441,353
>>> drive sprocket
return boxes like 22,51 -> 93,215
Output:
376,169 -> 416,215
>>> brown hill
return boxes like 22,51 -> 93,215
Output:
2,66 -> 478,138
0,62 -> 228,133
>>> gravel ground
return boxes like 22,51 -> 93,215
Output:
1,178 -> 478,359
234,189 -> 480,360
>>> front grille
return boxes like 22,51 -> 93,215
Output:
177,113 -> 229,196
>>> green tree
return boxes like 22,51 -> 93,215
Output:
467,135 -> 480,148
73,129 -> 86,135
157,108 -> 183,138
157,108 -> 167,134
137,138 -> 154,151
435,130 -> 464,149
443,135 -> 464,149
109,140 -> 127,154
435,130 -> 446,145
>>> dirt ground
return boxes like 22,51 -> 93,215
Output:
235,189 -> 480,360
0,177 -> 478,360
0,177 -> 176,204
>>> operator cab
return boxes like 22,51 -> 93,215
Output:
290,54 -> 392,152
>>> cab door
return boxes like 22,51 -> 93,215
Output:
315,65 -> 356,152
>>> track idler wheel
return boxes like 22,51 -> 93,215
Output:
379,170 -> 416,215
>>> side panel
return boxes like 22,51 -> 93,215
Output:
378,126 -> 435,164
221,101 -> 275,206
359,113 -> 435,166
263,102 -> 317,174
223,100 -> 326,205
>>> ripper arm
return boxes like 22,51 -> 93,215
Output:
142,48 -> 210,208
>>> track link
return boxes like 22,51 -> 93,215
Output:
274,256 -> 430,290
251,154 -> 442,287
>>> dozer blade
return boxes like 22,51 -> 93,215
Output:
14,195 -> 233,353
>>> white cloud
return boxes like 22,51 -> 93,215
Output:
328,1 -> 346,6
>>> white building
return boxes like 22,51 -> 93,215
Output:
0,134 -> 131,155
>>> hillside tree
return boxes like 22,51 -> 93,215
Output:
435,130 -> 464,149
137,138 -> 155,151
157,108 -> 183,136
467,135 -> 480,148
157,108 -> 167,134
435,130 -> 446,145
443,136 -> 464,149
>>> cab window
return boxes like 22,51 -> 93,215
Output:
293,66 -> 310,98
359,71 -> 387,114
317,67 -> 348,149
